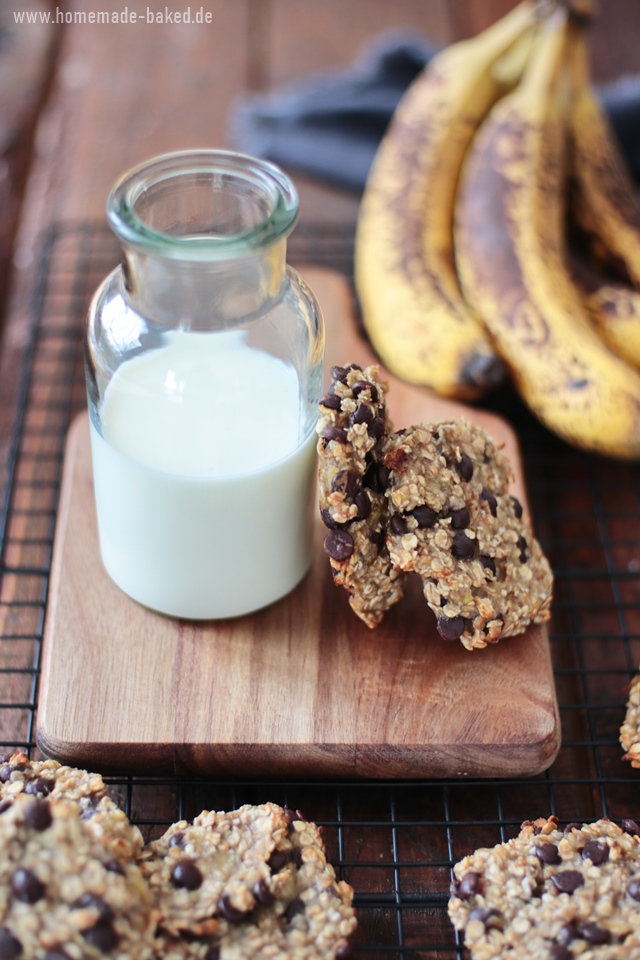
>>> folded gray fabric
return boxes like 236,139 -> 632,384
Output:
229,33 -> 640,193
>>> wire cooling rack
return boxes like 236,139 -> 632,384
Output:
1,221 -> 640,957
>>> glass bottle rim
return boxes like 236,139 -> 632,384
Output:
107,149 -> 299,261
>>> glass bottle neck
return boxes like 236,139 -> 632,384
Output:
120,240 -> 287,330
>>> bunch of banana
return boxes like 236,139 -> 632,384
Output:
356,0 -> 640,458
354,1 -> 541,400
455,5 -> 640,459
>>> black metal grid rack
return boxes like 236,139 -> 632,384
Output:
1,221 -> 640,957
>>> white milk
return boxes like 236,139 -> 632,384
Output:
89,330 -> 317,619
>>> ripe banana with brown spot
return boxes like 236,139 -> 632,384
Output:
569,251 -> 640,369
455,9 -> 640,460
569,23 -> 640,287
354,2 -> 540,400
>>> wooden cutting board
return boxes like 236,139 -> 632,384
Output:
37,268 -> 560,778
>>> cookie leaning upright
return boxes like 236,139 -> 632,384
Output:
316,363 -> 405,628
384,420 -> 553,649
449,816 -> 640,958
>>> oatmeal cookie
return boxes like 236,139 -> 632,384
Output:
0,793 -> 156,958
142,803 -> 356,959
0,750 -> 143,859
383,420 -> 553,649
316,363 -> 405,628
449,816 -> 640,959
621,669 -> 640,768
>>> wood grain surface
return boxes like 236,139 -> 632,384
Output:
37,267 -> 560,778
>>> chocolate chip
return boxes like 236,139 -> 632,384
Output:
582,840 -> 609,865
355,490 -> 371,520
352,403 -> 374,428
253,879 -> 275,907
319,393 -> 341,410
170,859 -> 203,891
285,897 -> 305,922
377,465 -> 390,489
352,380 -> 378,402
323,530 -> 354,562
550,870 -> 584,894
452,531 -> 476,560
517,536 -> 528,562
457,871 -> 481,899
369,417 -> 385,440
25,777 -> 53,797
218,894 -> 249,924
335,943 -> 352,960
622,819 -> 640,835
580,922 -> 610,945
168,831 -> 184,848
24,798 -> 52,831
0,801 -> 12,814
628,876 -> 640,900
370,528 -> 385,550
437,615 -> 465,641
331,469 -> 360,498
556,921 -> 578,946
292,847 -> 304,868
267,849 -> 288,873
321,426 -> 348,444
0,929 -> 22,959
204,949 -> 220,960
83,922 -> 119,952
0,765 -> 12,783
105,859 -> 125,876
330,365 -> 350,383
548,946 -> 570,960
412,505 -> 437,529
11,868 -> 44,903
362,461 -> 380,491
455,454 -> 473,482
480,556 -> 496,577
320,508 -> 343,530
74,894 -> 114,923
563,822 -> 582,835
511,496 -> 523,518
389,514 -> 409,536
450,505 -> 470,529
43,951 -> 69,960
283,807 -> 305,824
468,907 -> 503,930
480,488 -> 498,517
535,842 -> 561,864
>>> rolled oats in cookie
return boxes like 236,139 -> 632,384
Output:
0,750 -> 143,860
449,816 -> 640,959
143,802 -> 356,959
0,793 -> 156,958
383,420 -> 553,649
316,363 -> 405,628
621,668 -> 640,768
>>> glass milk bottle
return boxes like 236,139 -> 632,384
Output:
85,150 -> 324,619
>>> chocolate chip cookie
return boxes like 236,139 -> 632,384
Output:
0,793 -> 156,958
142,803 -> 356,958
384,420 -> 553,649
449,815 -> 640,958
317,363 -> 405,628
0,750 -> 143,860
621,669 -> 640,768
